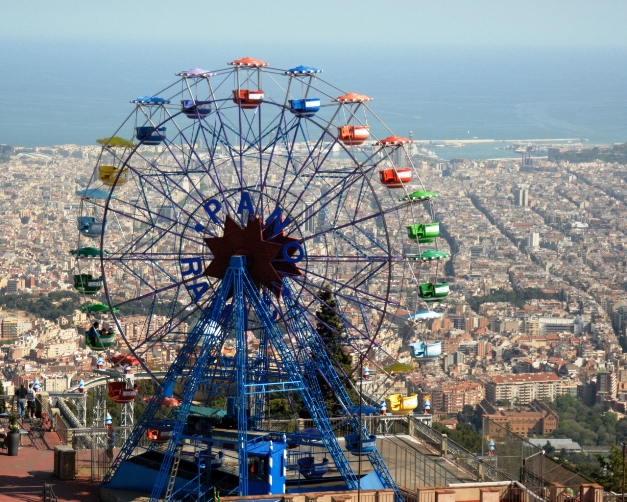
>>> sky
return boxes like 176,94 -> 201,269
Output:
2,0 -> 627,48
1,1 -> 626,148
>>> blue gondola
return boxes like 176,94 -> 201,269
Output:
289,98 -> 321,117
77,216 -> 106,238
284,65 -> 322,76
135,126 -> 166,145
344,433 -> 377,455
131,95 -> 170,105
297,457 -> 329,479
344,404 -> 379,416
409,341 -> 442,360
75,188 -> 110,200
407,310 -> 443,322
181,100 -> 212,118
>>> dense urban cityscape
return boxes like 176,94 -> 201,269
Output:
2,142 -> 627,443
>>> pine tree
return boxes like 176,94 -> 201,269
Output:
0,380 -> 5,413
315,286 -> 354,414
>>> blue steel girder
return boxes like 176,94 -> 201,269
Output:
102,273 -> 231,500
282,281 -> 403,500
147,282 -> 233,501
239,262 -> 359,490
233,262 -> 249,496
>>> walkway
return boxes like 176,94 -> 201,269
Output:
0,419 -> 100,502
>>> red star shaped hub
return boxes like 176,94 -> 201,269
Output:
203,215 -> 303,297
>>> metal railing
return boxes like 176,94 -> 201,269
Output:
36,395 -> 70,445
44,483 -> 59,502
483,416 -> 593,498
262,415 -> 414,437
409,416 -> 516,483
377,435 -> 464,489
0,483 -> 58,501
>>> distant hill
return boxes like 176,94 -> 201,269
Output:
553,142 -> 627,164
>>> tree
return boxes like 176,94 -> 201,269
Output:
596,444 -> 623,492
0,380 -> 5,413
433,422 -> 483,453
315,286 -> 354,414
543,441 -> 555,456
457,405 -> 477,431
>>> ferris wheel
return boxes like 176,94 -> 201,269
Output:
74,57 -> 448,376
73,57 -> 450,500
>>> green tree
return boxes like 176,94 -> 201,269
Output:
0,380 -> 5,413
315,286 -> 354,415
543,441 -> 555,456
457,405 -> 478,431
433,422 -> 483,453
596,445 -> 623,492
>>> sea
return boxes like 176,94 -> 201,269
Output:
1,39 -> 626,160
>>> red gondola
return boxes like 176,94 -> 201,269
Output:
379,168 -> 412,188
108,381 -> 138,404
337,125 -> 370,146
107,353 -> 140,367
232,89 -> 264,109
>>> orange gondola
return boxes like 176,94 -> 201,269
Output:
377,136 -> 411,146
107,353 -> 140,367
337,125 -> 370,146
143,396 -> 181,407
379,168 -> 412,188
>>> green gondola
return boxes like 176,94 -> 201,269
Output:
73,274 -> 103,295
85,332 -> 116,351
70,247 -> 109,258
406,222 -> 440,243
401,190 -> 439,202
418,282 -> 450,302
81,303 -> 119,314
406,250 -> 450,261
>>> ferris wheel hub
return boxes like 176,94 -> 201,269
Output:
203,214 -> 301,297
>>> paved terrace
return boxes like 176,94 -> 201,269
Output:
0,419 -> 99,502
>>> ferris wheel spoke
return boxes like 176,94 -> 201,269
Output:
285,164 -> 378,239
106,202 -> 205,247
289,277 -> 386,351
255,113 -> 294,218
293,266 -> 394,314
110,273 -> 204,310
194,125 -> 241,217
298,201 -> 408,245
123,167 -> 202,229
133,295 -> 211,353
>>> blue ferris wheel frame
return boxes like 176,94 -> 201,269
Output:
94,93 -> 427,384
79,60 -> 446,501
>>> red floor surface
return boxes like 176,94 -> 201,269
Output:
0,420 -> 101,501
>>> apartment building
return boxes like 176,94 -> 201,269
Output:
485,373 -> 559,405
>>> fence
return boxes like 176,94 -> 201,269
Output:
262,415 -> 413,437
409,417 -> 515,483
482,416 -> 593,497
70,426 -> 144,481
0,483 -> 58,501
35,394 -> 70,445
377,435 -> 464,489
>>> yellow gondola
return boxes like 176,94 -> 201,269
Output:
385,393 -> 418,415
